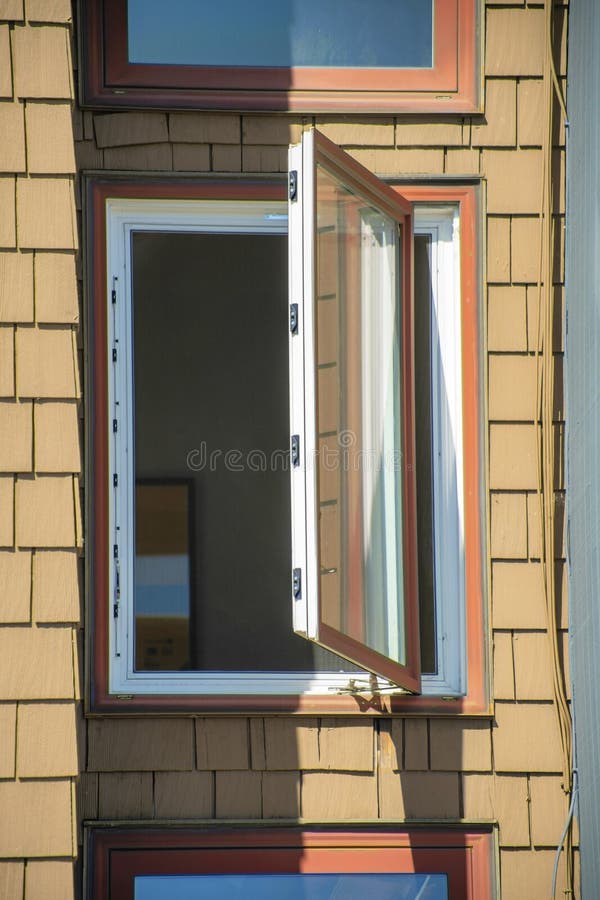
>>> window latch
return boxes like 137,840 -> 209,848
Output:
290,303 -> 299,335
289,170 -> 298,202
292,567 -> 302,599
291,434 -> 300,467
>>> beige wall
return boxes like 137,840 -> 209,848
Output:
0,2 -> 573,898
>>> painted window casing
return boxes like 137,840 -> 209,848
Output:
88,827 -> 495,900
80,0 -> 480,112
87,147 -> 485,713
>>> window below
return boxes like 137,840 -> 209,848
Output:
81,0 -> 480,112
89,827 -> 495,900
88,138 -> 485,713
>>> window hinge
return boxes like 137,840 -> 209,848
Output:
289,170 -> 298,202
292,567 -> 302,599
113,419 -> 118,433
112,347 -> 118,363
291,434 -> 300,467
111,287 -> 117,304
290,302 -> 299,335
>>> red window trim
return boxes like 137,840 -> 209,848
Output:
87,178 -> 487,716
81,0 -> 480,113
89,826 -> 494,900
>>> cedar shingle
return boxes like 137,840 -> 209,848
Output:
0,399 -> 32,471
0,625 -> 73,699
0,475 -> 14,545
429,720 -> 492,772
32,549 -> 79,622
486,217 -> 511,284
17,701 -> 78,776
94,112 -> 168,148
378,770 -> 460,819
0,26 -> 11,97
17,177 -> 77,250
215,771 -> 262,818
302,772 -> 379,819
34,252 -> 78,324
463,773 -> 530,846
494,703 -> 563,772
34,400 -> 81,472
16,326 -> 77,398
0,703 -> 16,776
15,474 -> 76,547
25,0 -> 72,21
25,102 -> 76,173
489,355 -> 537,421
492,562 -> 546,629
317,119 -> 395,146
0,863 -> 23,899
494,631 -> 515,700
486,9 -> 545,77
0,0 -> 23,20
0,548 -> 30,621
0,177 -> 16,248
242,116 -> 302,145
483,150 -> 542,215
98,772 -> 153,818
348,147 -> 445,175
154,772 -> 214,818
472,80 -> 517,148
489,424 -> 538,490
262,772 -> 301,818
13,24 -> 72,99
395,117 -> 464,147
0,250 -> 33,322
404,719 -> 427,771
491,493 -> 527,559
488,286 -> 527,352
0,101 -> 26,172
196,718 -> 249,770
169,113 -> 240,144
24,861 -> 75,900
87,718 -> 194,771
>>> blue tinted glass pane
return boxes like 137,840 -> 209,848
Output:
127,0 -> 433,69
134,873 -> 448,899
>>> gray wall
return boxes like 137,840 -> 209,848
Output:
565,1 -> 600,894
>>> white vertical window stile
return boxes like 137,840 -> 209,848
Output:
288,139 -> 310,640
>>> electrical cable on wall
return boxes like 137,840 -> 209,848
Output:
533,1 -> 573,896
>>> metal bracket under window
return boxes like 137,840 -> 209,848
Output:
330,674 -> 408,696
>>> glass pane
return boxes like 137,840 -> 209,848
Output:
135,872 -> 448,899
316,164 -> 406,667
414,235 -> 436,674
127,0 -> 433,69
132,229 -> 358,673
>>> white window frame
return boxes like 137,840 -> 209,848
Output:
106,196 -> 466,697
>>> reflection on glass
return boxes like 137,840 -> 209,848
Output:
134,872 -> 448,899
135,482 -> 192,671
127,0 -> 433,69
316,164 -> 406,668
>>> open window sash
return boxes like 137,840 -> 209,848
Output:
289,129 -> 420,693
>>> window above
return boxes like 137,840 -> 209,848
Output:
80,0 -> 480,112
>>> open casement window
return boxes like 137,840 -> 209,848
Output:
90,827 -> 495,900
288,129 -> 419,693
80,0 -> 480,112
89,143 -> 485,713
